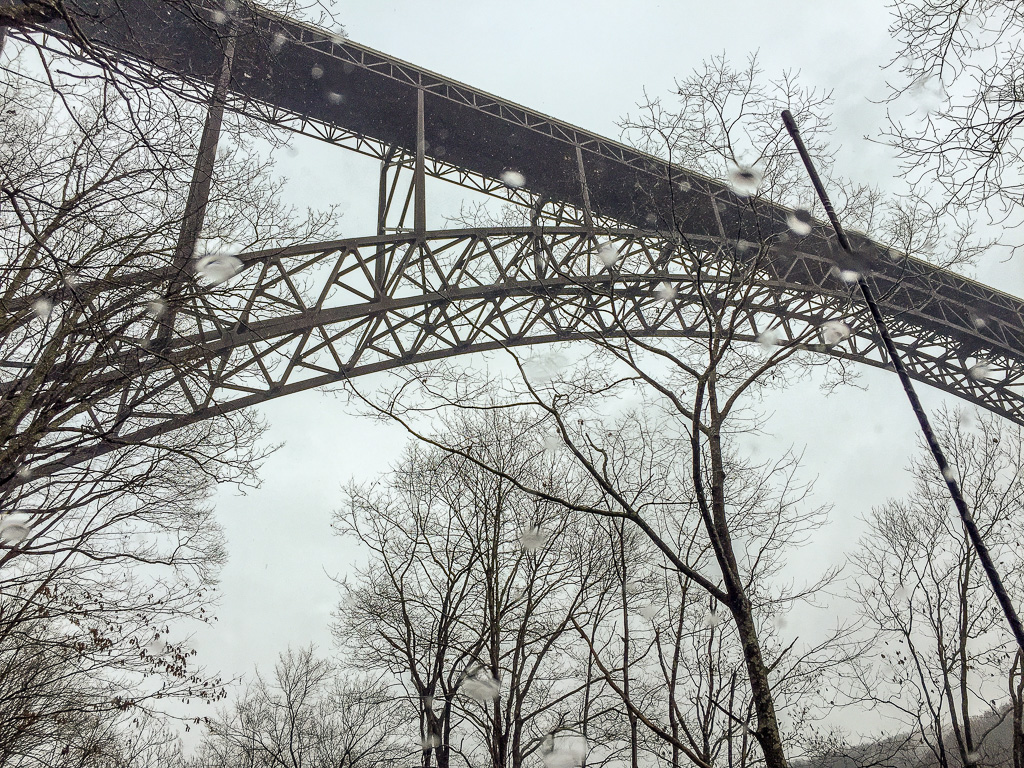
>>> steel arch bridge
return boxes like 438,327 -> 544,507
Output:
4,0 -> 1024,481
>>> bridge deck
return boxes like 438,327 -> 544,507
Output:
12,0 -> 1024,420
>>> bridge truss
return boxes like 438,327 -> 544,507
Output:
2,0 -> 1024,484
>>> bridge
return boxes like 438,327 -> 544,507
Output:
3,0 -> 1024,484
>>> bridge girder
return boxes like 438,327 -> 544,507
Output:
6,225 -> 1024,482
3,0 -> 1024,484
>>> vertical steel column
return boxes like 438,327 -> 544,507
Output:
375,145 -> 399,294
414,88 -> 426,236
575,145 -> 595,230
377,146 -> 398,238
153,15 -> 237,350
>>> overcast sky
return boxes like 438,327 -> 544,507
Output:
182,0 -> 1023,743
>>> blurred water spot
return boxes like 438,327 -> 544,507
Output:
146,299 -> 166,318
195,254 -> 242,286
727,164 -> 763,197
543,735 -> 588,768
520,525 -> 548,552
32,298 -> 53,319
758,327 -> 783,349
656,281 -> 677,301
596,243 -> 620,268
786,209 -> 813,236
702,611 -> 722,628
542,434 -> 561,453
0,519 -> 30,545
969,361 -> 994,382
838,269 -> 860,284
909,74 -> 945,114
500,170 -> 526,188
462,673 -> 500,702
819,320 -> 851,346
421,735 -> 441,750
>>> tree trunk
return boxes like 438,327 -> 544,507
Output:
705,422 -> 789,768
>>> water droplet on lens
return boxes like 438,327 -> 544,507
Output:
0,520 -> 30,545
462,673 -> 500,702
311,65 -> 324,80
969,362 -> 995,382
520,525 -> 548,552
543,736 -> 588,768
969,310 -> 990,330
838,269 -> 860,284
329,29 -> 347,45
909,75 -> 945,114
727,163 -> 763,197
144,637 -> 167,656
702,611 -> 722,628
271,32 -> 287,53
542,434 -> 561,453
966,752 -> 980,766
638,603 -> 659,619
421,735 -> 441,750
500,170 -> 526,188
326,91 -> 343,105
210,9 -> 227,24
941,466 -> 956,483
786,209 -> 813,236
655,282 -> 677,301
819,320 -> 851,346
32,298 -> 53,319
195,254 -> 243,286
16,466 -> 31,480
596,243 -> 620,268
757,328 -> 783,349
146,299 -> 166,318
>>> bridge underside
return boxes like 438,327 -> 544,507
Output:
3,0 -> 1024,483
7,225 -> 1024,481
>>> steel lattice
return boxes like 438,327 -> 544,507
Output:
6,226 -> 1024,481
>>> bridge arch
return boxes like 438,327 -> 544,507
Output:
18,225 -> 1024,480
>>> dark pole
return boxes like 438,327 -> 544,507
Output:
782,109 -> 1024,654
152,12 -> 238,351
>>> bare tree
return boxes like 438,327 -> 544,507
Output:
340,51 -> 912,768
334,416 -> 615,768
881,0 -> 1024,229
0,26 -> 337,748
191,646 -> 407,768
851,407 -> 1024,768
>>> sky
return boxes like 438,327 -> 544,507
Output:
180,0 -> 1023,744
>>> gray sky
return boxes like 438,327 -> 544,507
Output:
184,0 -> 1021,743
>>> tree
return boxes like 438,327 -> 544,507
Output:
191,645 -> 406,768
342,54 -> 898,768
0,25 -> 336,746
852,407 -> 1024,768
882,0 -> 1024,229
334,419 -> 611,768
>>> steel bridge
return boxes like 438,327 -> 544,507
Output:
3,0 -> 1024,481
